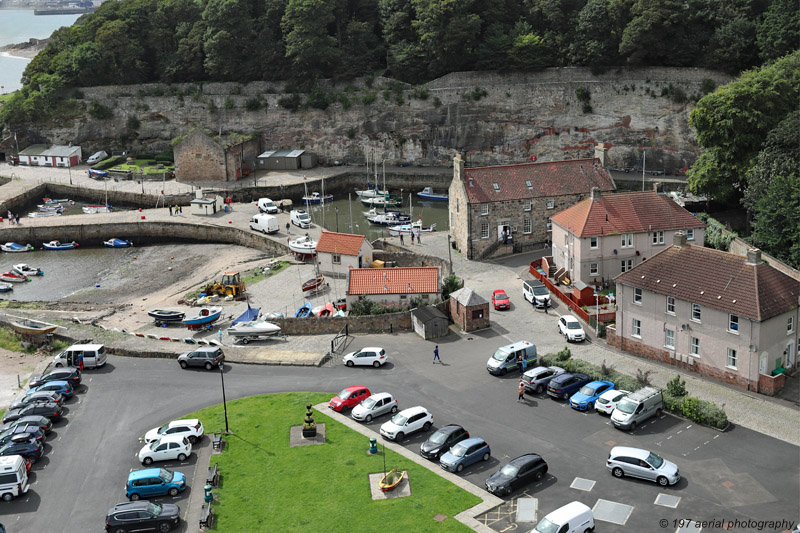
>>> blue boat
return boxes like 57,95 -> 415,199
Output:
295,302 -> 312,318
416,187 -> 449,202
1,242 -> 34,253
42,240 -> 79,250
104,238 -> 133,248
232,304 -> 260,326
302,192 -> 334,205
88,169 -> 108,179
184,306 -> 223,329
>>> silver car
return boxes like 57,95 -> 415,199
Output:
522,366 -> 565,394
351,392 -> 398,423
607,446 -> 680,486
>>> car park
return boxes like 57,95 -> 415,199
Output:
546,373 -> 591,400
558,315 -> 586,342
607,446 -> 680,486
138,435 -> 192,466
440,437 -> 491,473
531,501 -> 594,533
0,440 -> 44,462
522,280 -> 550,308
485,453 -> 548,496
29,368 -> 81,388
2,402 -> 62,424
351,392 -> 397,423
522,366 -> 565,394
177,347 -> 224,370
10,390 -> 63,410
342,347 -> 388,368
104,501 -> 181,533
329,386 -> 370,412
492,290 -> 510,310
143,419 -> 204,445
126,468 -> 187,501
0,455 -> 29,502
27,380 -> 74,399
596,389 -> 631,415
611,387 -> 663,430
380,406 -> 433,441
486,341 -> 537,375
569,380 -> 615,411
420,424 -> 469,461
0,415 -> 53,435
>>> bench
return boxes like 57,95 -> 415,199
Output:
206,463 -> 219,487
212,433 -> 223,451
199,504 -> 214,529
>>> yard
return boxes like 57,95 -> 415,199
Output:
110,159 -> 175,175
188,392 -> 481,532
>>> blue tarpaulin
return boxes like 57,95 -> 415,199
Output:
232,305 -> 260,326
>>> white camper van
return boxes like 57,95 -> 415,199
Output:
0,455 -> 30,502
249,214 -> 280,234
290,209 -> 312,229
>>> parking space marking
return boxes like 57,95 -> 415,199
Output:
569,477 -> 596,491
654,493 -> 681,508
592,499 -> 634,525
676,523 -> 702,533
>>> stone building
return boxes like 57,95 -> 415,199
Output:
448,287 -> 490,331
346,266 -> 440,308
174,129 -> 260,182
448,152 -> 616,260
315,231 -> 373,278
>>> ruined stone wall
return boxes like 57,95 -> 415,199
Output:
174,130 -> 226,182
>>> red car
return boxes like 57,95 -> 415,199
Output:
329,386 -> 371,412
492,290 -> 510,310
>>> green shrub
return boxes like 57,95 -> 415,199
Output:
575,86 -> 591,102
207,100 -> 218,113
362,92 -> 376,105
555,347 -> 572,362
697,400 -> 728,429
231,85 -> 242,95
93,155 -> 123,170
441,274 -> 463,300
701,78 -> 716,94
411,87 -> 429,100
126,115 -> 140,131
224,96 -> 235,110
582,103 -> 593,114
666,374 -> 687,397
245,97 -> 262,111
346,127 -> 356,139
307,86 -> 329,110
433,97 -> 442,108
89,101 -> 113,120
600,359 -> 615,378
394,94 -> 405,106
680,395 -> 700,421
278,94 -> 302,111
463,87 -> 488,101
635,368 -> 653,386
348,296 -> 411,316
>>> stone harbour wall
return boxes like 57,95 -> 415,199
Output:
273,310 -> 412,335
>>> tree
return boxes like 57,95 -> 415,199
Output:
282,0 -> 341,81
412,0 -> 482,77
619,0 -> 695,66
507,21 -> 549,69
570,0 -> 622,66
757,0 -> 800,64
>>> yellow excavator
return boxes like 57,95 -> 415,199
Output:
203,272 -> 246,299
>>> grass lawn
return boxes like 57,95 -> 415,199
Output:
187,392 -> 481,532
110,160 -> 175,175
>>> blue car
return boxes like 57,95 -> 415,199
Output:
126,468 -> 187,501
569,380 -> 615,411
27,380 -> 74,400
440,437 -> 491,473
0,439 -> 44,462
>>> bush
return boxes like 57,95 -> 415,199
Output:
126,115 -> 140,131
582,103 -> 593,114
666,374 -> 687,397
575,86 -> 591,102
207,100 -> 218,113
441,274 -> 463,300
680,395 -> 700,421
635,368 -> 653,386
278,94 -> 302,111
224,96 -> 235,110
411,87 -> 429,100
306,86 -> 329,110
600,359 -> 615,378
348,296 -> 411,316
231,85 -> 242,95
362,92 -> 376,105
555,347 -> 572,362
92,155 -> 123,170
700,78 -> 716,95
88,101 -> 113,120
463,87 -> 488,101
697,400 -> 728,429
346,127 -> 356,139
245,97 -> 262,111
433,97 -> 442,108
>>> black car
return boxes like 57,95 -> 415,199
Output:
546,372 -> 592,400
105,501 -> 181,533
485,453 -> 548,496
0,415 -> 53,435
2,402 -> 63,424
9,391 -> 63,410
420,424 -> 470,461
0,427 -> 44,446
0,439 -> 44,462
29,368 -> 81,389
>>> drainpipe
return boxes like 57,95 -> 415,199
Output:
748,318 -> 753,392
467,203 -> 473,260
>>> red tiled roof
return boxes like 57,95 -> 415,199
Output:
551,191 -> 704,237
348,267 -> 439,295
615,244 -> 800,321
462,159 -> 615,203
315,232 -> 367,256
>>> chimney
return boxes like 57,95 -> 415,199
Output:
594,143 -> 607,168
591,187 -> 601,201
746,248 -> 762,265
453,153 -> 465,184
652,181 -> 660,193
673,232 -> 687,247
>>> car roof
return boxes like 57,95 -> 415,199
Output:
599,389 -> 629,399
434,424 -> 464,435
610,446 -> 650,459
129,468 -> 165,480
166,419 -> 199,428
456,437 -> 486,448
154,434 -> 188,443
109,501 -> 151,513
545,501 -> 592,521
344,385 -> 368,392
509,453 -> 542,466
369,392 -> 393,401
67,344 -> 103,350
562,315 -> 580,323
585,380 -> 612,388
191,347 -> 220,353
38,380 -> 69,387
360,347 -> 384,352
399,406 -> 427,416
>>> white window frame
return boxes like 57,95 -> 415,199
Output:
621,259 -> 632,273
664,328 -> 675,349
666,296 -> 675,315
480,203 -> 489,216
632,318 -> 642,338
590,236 -> 598,249
546,199 -> 555,210
686,228 -> 695,240
332,253 -> 341,265
729,314 -> 739,334
621,233 -> 633,248
480,223 -> 489,239
523,218 -> 532,234
727,347 -> 738,369
633,287 -> 642,304
690,336 -> 700,356
590,263 -> 598,276
492,182 -> 500,191
546,220 -> 552,232
691,303 -> 701,322
788,316 -> 795,334
523,200 -> 532,212
652,230 -> 665,245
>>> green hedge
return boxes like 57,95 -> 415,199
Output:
91,156 -> 123,170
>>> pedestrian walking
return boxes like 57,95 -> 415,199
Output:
399,233 -> 404,245
518,379 -> 525,402
286,222 -> 291,234
543,300 -> 549,314
169,205 -> 173,216
14,214 -> 19,225
517,353 -> 524,374
416,230 -> 421,244
433,345 -> 440,364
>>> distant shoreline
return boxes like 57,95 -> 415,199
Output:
0,41 -> 46,60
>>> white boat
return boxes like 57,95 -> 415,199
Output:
12,264 -> 43,276
28,211 -> 62,218
227,320 -> 281,338
288,235 -> 317,256
82,204 -> 112,214
37,204 -> 64,212
1,243 -> 34,253
364,209 -> 410,226
355,187 -> 389,199
388,220 -> 437,236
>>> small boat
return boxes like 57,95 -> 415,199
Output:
37,204 -> 64,212
88,169 -> 108,179
0,271 -> 29,283
364,208 -> 410,226
379,468 -> 405,492
333,310 -> 345,317
388,220 -> 437,236
302,275 -> 325,292
42,198 -> 71,205
183,306 -> 223,329
310,304 -> 324,316
83,204 -> 112,214
360,195 -> 403,207
288,235 -> 317,256
1,243 -> 34,253
12,264 -> 43,277
416,186 -> 449,202
227,320 -> 281,338
355,186 -> 389,199
334,298 -> 347,311
104,238 -> 133,248
316,302 -> 335,317
263,311 -> 285,319
28,211 -> 62,218
148,309 -> 186,324
302,192 -> 333,205
8,317 -> 60,335
295,302 -> 312,318
43,241 -> 79,251
0,282 -> 13,293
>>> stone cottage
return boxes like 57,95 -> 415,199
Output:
448,287 -> 490,331
174,129 -> 260,182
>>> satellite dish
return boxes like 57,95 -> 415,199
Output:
613,249 -> 618,255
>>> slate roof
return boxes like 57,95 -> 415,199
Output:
18,144 -> 48,156
550,191 -> 704,237
449,287 -> 489,307
411,306 -> 448,323
462,158 -> 615,204
315,232 -> 367,256
43,145 -> 80,157
615,243 -> 800,322
348,267 -> 439,295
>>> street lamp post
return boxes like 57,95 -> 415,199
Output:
594,290 -> 599,336
219,362 -> 229,433
335,207 -> 339,233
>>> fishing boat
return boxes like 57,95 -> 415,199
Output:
301,192 -> 333,205
302,275 -> 325,292
288,235 -> 317,257
82,204 -> 113,214
42,198 -> 71,205
227,320 -> 281,338
1,243 -> 34,253
295,302 -> 312,318
28,211 -> 62,218
183,306 -> 223,329
12,264 -> 43,277
37,204 -> 64,212
104,238 -> 133,248
388,219 -> 437,236
7,317 -> 60,335
0,271 -> 29,283
416,186 -> 449,202
43,241 -> 79,250
148,309 -> 186,325
0,283 -> 12,293
316,302 -> 335,317
364,208 -> 410,226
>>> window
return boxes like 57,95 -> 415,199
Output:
480,203 -> 489,215
621,233 -> 633,248
633,287 -> 642,304
727,348 -> 737,368
632,319 -> 641,338
652,231 -> 665,245
480,223 -> 489,239
686,228 -> 694,240
789,316 -> 795,334
590,237 -> 598,249
691,303 -> 701,322
690,337 -> 700,356
666,296 -> 675,314
471,309 -> 483,320
492,182 -> 500,191
564,234 -> 568,245
665,329 -> 675,349
524,201 -> 532,211
525,180 -> 532,187
621,259 -> 632,273
523,218 -> 532,234
590,263 -> 598,276
729,314 -> 739,333
332,253 -> 341,264
546,199 -> 555,209
546,220 -> 552,232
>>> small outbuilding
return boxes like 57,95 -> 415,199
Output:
315,231 -> 373,278
448,287 -> 490,332
257,149 -> 317,170
411,306 -> 449,340
190,190 -> 225,216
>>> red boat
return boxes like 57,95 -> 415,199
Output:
302,275 -> 325,292
0,271 -> 29,283
316,302 -> 335,317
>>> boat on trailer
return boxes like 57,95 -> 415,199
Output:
228,320 -> 282,343
288,235 -> 317,257
183,306 -> 223,330
148,309 -> 186,325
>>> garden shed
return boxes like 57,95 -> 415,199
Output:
448,287 -> 490,332
411,306 -> 449,340
256,149 -> 317,170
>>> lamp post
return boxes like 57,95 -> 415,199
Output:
335,207 -> 339,232
219,361 -> 229,433
594,290 -> 599,336
68,164 -> 72,185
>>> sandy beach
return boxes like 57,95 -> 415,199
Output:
0,45 -> 42,59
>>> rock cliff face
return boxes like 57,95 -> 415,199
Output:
32,67 -> 730,171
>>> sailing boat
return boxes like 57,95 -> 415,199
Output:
83,179 -> 113,213
355,152 -> 388,198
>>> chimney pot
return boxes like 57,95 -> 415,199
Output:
746,248 -> 762,265
673,232 -> 687,247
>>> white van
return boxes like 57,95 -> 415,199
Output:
531,501 -> 594,533
53,343 -> 107,369
249,213 -> 279,234
86,151 -> 108,164
290,209 -> 312,229
0,455 -> 30,502
257,198 -> 279,214
522,280 -> 550,308
611,386 -> 663,430
486,341 -> 537,375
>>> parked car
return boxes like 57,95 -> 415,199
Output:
26,380 -> 74,399
607,446 -> 680,486
569,380 -> 615,411
492,290 -> 510,310
558,315 -> 586,342
0,415 -> 52,435
2,402 -> 62,424
486,341 -> 537,375
328,386 -> 370,412
380,406 -> 433,441
104,501 -> 181,533
10,390 -> 63,410
143,419 -> 204,444
420,424 -> 469,461
53,343 -> 107,369
126,468 -> 187,501
0,424 -> 45,443
522,366 -> 565,394
342,347 -> 388,368
532,501 -> 594,533
290,209 -> 312,228
29,368 -> 81,389
596,389 -> 631,415
440,437 -> 491,473
611,387 -> 664,430
86,150 -> 109,164
485,453 -> 548,496
250,213 -> 280,234
546,373 -> 591,400
0,439 -> 44,462
351,392 -> 397,423
177,347 -> 224,370
522,280 -> 550,308
0,431 -> 39,448
257,197 -> 279,214
138,435 -> 192,466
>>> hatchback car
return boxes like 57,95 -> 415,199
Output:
105,501 -> 181,533
177,347 -> 224,370
126,468 -> 187,501
29,368 -> 81,389
380,406 -> 433,441
569,380 -> 615,411
607,446 -> 680,486
492,290 -> 510,310
26,380 -> 74,400
143,419 -> 204,444
10,391 -> 63,410
558,315 -> 586,342
138,435 -> 192,466
485,453 -> 548,496
342,347 -> 388,368
596,389 -> 631,415
351,392 -> 398,423
2,402 -> 62,424
546,373 -> 591,400
328,386 -> 370,412
420,424 -> 469,461
0,439 -> 44,462
440,437 -> 491,473
522,366 -> 565,394
0,415 -> 53,435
